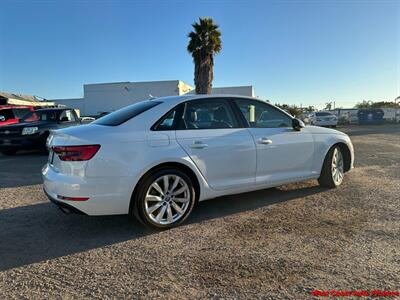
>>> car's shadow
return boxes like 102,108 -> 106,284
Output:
0,184 -> 324,271
0,150 -> 47,188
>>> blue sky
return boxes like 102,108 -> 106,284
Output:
0,0 -> 399,108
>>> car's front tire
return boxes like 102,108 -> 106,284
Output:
133,168 -> 196,230
318,146 -> 345,188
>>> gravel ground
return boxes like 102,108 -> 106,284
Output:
0,125 -> 399,299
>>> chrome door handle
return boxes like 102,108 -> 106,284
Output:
189,141 -> 208,149
258,137 -> 272,145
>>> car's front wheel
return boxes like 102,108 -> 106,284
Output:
318,146 -> 345,188
133,169 -> 196,229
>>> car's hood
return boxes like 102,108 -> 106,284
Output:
305,125 -> 346,136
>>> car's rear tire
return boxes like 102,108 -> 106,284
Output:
0,148 -> 17,156
318,146 -> 345,188
133,168 -> 196,230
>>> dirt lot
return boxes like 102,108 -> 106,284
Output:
0,125 -> 399,299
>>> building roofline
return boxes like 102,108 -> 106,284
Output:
212,85 -> 253,89
84,80 -> 182,87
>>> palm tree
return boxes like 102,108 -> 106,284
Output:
187,17 -> 222,94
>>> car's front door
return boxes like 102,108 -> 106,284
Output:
234,99 -> 314,185
175,98 -> 256,191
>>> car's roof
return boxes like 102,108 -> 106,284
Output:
153,94 -> 265,106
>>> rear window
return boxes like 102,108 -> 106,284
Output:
93,101 -> 162,126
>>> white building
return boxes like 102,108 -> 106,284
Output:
53,80 -> 255,116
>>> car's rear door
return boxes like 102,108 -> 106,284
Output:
233,99 -> 314,185
175,98 -> 256,191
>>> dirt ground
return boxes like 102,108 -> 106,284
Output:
0,125 -> 399,299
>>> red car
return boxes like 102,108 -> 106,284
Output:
0,106 -> 35,126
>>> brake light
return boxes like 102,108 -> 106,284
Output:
52,145 -> 100,161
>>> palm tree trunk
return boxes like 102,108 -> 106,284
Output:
194,55 -> 213,94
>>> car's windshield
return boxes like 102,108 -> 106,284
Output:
21,110 -> 61,122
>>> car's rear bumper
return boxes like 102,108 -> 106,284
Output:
42,163 -> 135,216
44,189 -> 87,215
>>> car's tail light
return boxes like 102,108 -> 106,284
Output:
52,145 -> 100,161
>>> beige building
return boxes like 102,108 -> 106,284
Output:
0,92 -> 55,107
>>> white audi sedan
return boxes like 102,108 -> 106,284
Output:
43,95 -> 354,229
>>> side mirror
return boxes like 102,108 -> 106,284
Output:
292,118 -> 305,131
60,116 -> 69,122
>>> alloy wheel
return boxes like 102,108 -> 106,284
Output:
331,148 -> 344,185
144,175 -> 191,225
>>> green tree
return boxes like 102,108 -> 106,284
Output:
187,17 -> 222,94
325,102 -> 333,110
275,103 -> 302,117
303,105 -> 315,112
355,101 -> 400,109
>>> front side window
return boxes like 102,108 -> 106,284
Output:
60,110 -> 72,122
183,99 -> 238,129
235,99 -> 292,128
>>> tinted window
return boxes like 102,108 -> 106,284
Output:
13,108 -> 31,119
183,99 -> 238,129
21,110 -> 60,122
153,109 -> 178,131
93,101 -> 161,126
235,99 -> 292,128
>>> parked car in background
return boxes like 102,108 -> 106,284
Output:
0,108 -> 81,155
43,95 -> 354,230
0,106 -> 35,126
80,116 -> 96,124
310,111 -> 338,127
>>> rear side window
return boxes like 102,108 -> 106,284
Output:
183,99 -> 238,129
93,101 -> 162,126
